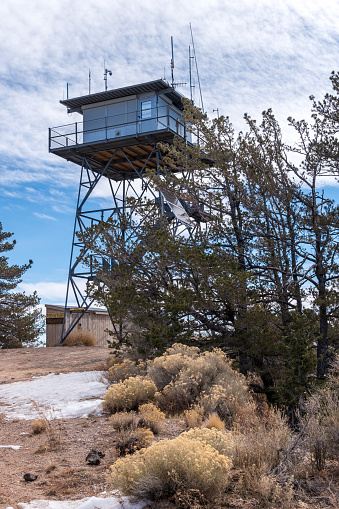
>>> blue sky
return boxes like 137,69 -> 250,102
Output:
1,0 -> 339,313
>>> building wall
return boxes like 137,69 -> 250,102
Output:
45,305 -> 112,347
82,91 -> 183,143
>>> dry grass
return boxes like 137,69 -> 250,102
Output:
103,376 -> 157,413
231,403 -> 293,473
302,367 -> 339,471
30,400 -> 62,450
45,462 -> 57,474
31,418 -> 47,434
63,330 -> 98,346
138,403 -> 165,434
183,408 -> 203,428
203,413 -> 225,431
110,411 -> 138,432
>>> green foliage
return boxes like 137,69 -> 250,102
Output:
82,73 -> 339,408
0,222 -> 44,348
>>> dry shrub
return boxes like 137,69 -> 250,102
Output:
34,444 -> 47,454
107,434 -> 232,501
110,411 -> 138,432
198,382 -> 248,427
31,418 -> 47,434
203,413 -> 225,431
103,376 -> 157,413
155,377 -> 200,413
63,330 -> 97,346
148,343 -> 200,390
30,400 -> 62,450
148,344 -> 249,416
132,427 -> 154,448
181,427 -> 234,457
232,403 -> 293,473
45,462 -> 57,474
232,472 -> 293,509
107,359 -> 146,384
303,375 -> 339,470
184,408 -> 203,428
138,403 -> 165,434
217,402 -> 295,508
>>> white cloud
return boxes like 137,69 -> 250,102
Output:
18,281 -> 67,302
33,212 -> 57,221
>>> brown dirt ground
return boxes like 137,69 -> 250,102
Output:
0,346 -> 110,384
0,346 -> 186,508
1,347 -> 337,509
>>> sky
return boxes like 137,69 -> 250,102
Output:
1,0 -> 339,317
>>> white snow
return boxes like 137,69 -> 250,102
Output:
0,445 -> 21,450
15,495 -> 149,509
0,371 -> 106,420
2,372 -> 151,509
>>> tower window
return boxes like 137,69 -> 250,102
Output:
141,101 -> 152,119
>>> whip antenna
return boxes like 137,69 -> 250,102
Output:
189,23 -> 204,112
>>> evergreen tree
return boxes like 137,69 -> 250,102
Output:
0,222 -> 44,348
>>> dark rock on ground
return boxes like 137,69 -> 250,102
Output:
85,449 -> 105,465
23,473 -> 38,482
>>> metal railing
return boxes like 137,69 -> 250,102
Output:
49,105 -> 192,150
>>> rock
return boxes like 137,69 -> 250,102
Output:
85,449 -> 105,465
23,473 -> 38,482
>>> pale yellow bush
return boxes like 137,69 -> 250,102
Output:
181,427 -> 234,457
31,418 -> 47,434
132,427 -> 154,448
110,411 -> 138,432
183,407 -> 203,428
108,359 -> 146,384
148,344 -> 249,416
103,376 -> 157,413
154,376 -> 200,413
138,403 -> 165,434
107,434 -> 232,500
203,413 -> 225,431
63,330 -> 97,346
199,381 -> 249,426
147,344 -> 200,390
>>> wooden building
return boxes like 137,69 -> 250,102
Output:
45,304 -> 112,347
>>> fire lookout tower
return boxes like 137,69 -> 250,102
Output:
49,79 -> 195,344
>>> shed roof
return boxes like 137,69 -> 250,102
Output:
45,304 -> 108,314
60,79 -> 185,113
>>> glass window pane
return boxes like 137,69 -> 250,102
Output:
141,100 -> 152,119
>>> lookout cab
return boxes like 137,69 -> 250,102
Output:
49,79 -> 194,345
49,79 -> 189,174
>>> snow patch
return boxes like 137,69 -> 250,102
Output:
15,495 -> 149,509
0,371 -> 106,420
0,445 -> 21,450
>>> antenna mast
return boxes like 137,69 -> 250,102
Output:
89,69 -> 91,95
171,36 -> 175,86
189,45 -> 194,102
189,23 -> 204,112
104,60 -> 112,91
